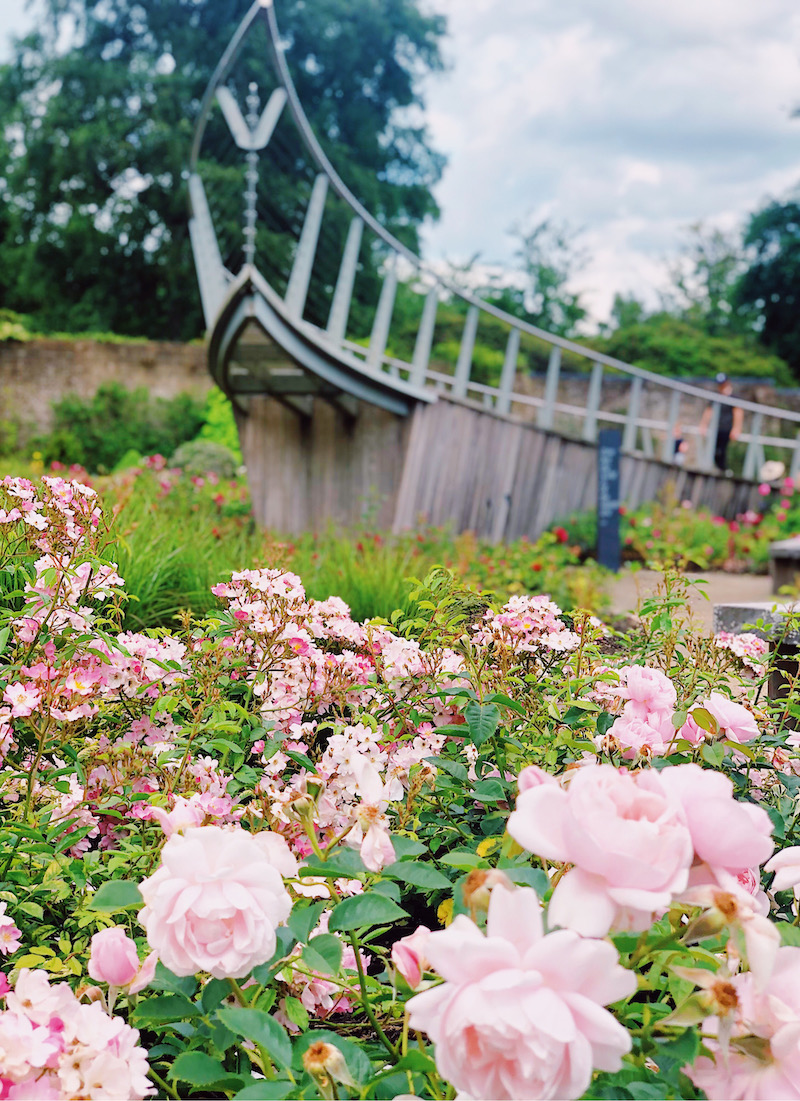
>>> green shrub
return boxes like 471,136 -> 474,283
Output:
170,439 -> 239,477
37,382 -> 206,473
198,386 -> 242,459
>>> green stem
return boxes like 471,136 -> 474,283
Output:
349,931 -> 398,1058
148,1067 -> 180,1100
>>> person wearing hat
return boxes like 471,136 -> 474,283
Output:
699,373 -> 743,472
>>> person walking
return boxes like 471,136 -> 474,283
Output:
700,373 -> 743,472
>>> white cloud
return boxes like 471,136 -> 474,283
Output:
420,0 -> 800,324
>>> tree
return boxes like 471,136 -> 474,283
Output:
661,223 -> 750,336
507,218 -> 587,337
0,0 -> 446,339
736,195 -> 800,372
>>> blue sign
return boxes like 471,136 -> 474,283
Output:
597,429 -> 621,572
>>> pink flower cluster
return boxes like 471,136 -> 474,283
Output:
407,884 -> 635,1101
508,762 -> 774,938
0,969 -> 152,1099
714,631 -> 769,672
473,593 -> 581,655
0,476 -> 100,553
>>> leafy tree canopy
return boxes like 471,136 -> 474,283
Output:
736,195 -> 800,372
0,0 -> 446,340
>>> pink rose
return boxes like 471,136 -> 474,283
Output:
407,885 -> 634,1100
613,665 -> 676,720
610,710 -> 676,758
687,945 -> 800,1098
88,927 -> 140,987
680,693 -> 760,745
766,845 -> 800,894
391,926 -> 431,990
517,764 -> 558,792
657,764 -> 773,880
139,826 -> 294,979
508,764 -> 693,935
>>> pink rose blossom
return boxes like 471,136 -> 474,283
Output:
88,926 -> 156,993
612,665 -> 676,720
139,825 -> 295,979
657,764 -> 773,883
517,764 -> 558,791
766,846 -> 800,894
407,885 -> 634,1100
680,693 -> 760,745
508,764 -> 693,935
610,709 -> 677,758
0,904 -> 21,956
391,926 -> 431,990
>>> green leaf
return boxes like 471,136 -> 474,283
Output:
328,891 -> 407,932
691,707 -> 717,733
464,701 -> 500,746
201,978 -> 232,1014
390,835 -> 426,859
472,778 -> 508,804
424,755 -> 467,783
288,901 -> 326,943
87,879 -> 142,912
281,995 -> 308,1031
133,994 -> 199,1023
776,921 -> 800,946
169,1052 -> 241,1088
701,742 -> 726,767
384,860 -> 452,890
302,934 -> 343,975
217,1006 -> 293,1071
439,850 -> 484,871
596,711 -> 615,736
234,1081 -> 295,1100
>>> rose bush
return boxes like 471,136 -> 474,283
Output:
4,473 -> 800,1098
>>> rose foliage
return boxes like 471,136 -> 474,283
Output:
4,473 -> 800,1099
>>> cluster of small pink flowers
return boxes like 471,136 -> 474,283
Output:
473,593 -> 580,655
0,969 -> 152,1099
714,631 -> 769,672
260,719 -> 445,870
0,476 -> 101,554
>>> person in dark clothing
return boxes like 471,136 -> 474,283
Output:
700,373 -> 743,472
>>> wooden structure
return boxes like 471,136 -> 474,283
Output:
188,1 -> 793,538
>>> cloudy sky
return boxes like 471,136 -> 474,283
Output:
420,0 -> 800,322
2,0 -> 800,325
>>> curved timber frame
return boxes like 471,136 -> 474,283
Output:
188,0 -> 795,535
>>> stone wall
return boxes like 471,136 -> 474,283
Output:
0,338 -> 211,439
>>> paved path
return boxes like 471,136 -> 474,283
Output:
609,569 -> 774,633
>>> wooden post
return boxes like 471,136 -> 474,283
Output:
742,412 -> 763,480
537,346 -> 561,430
496,328 -> 520,415
702,402 -> 721,471
326,216 -> 363,344
409,287 -> 438,389
285,173 -> 328,319
662,389 -> 681,462
622,376 -> 642,453
582,359 -> 603,442
452,305 -> 479,399
366,262 -> 398,371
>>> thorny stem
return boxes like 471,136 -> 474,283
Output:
349,930 -> 398,1058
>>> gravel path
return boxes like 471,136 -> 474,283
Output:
608,568 -> 774,633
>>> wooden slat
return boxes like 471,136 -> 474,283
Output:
409,287 -> 438,388
326,217 -> 363,343
452,306 -> 479,398
285,174 -> 328,318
